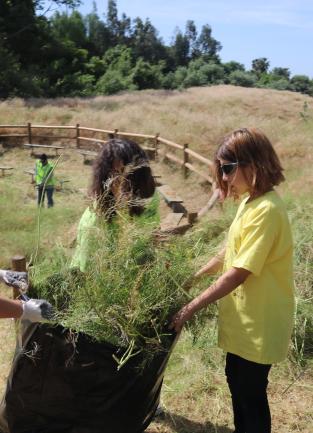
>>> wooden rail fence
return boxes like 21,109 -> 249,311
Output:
0,123 -> 215,185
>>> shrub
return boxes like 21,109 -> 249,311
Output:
229,70 -> 257,87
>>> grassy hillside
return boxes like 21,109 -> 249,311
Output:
0,85 -> 313,432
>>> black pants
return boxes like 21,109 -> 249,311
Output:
225,352 -> 272,433
37,185 -> 54,207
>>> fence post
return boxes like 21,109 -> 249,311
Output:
183,143 -> 189,178
76,123 -> 80,148
27,122 -> 32,145
11,255 -> 26,300
114,128 -> 119,138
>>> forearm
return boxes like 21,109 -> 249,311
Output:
171,267 -> 250,332
195,248 -> 225,277
187,268 -> 245,315
0,297 -> 23,319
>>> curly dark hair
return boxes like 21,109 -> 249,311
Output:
214,128 -> 285,199
90,138 -> 155,217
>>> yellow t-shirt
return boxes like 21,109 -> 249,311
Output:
218,190 -> 295,364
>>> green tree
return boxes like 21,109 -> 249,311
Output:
251,57 -> 270,76
106,0 -> 119,37
271,67 -> 290,80
131,59 -> 163,89
267,79 -> 290,91
290,75 -> 313,95
85,7 -> 111,56
223,61 -> 245,74
185,58 -> 224,86
185,20 -> 199,58
197,24 -> 222,60
131,17 -> 166,63
171,28 -> 190,66
229,70 -> 257,87
95,45 -> 135,95
51,11 -> 87,48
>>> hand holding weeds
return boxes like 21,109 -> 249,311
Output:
21,299 -> 54,322
169,303 -> 195,333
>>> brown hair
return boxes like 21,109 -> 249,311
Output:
90,138 -> 155,218
214,127 -> 285,199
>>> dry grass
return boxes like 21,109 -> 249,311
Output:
0,85 -> 313,432
0,286 -> 15,396
1,84 -> 312,195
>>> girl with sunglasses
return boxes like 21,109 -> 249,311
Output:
170,128 -> 295,433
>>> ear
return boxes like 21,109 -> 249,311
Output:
242,163 -> 256,190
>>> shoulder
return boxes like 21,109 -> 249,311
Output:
251,191 -> 285,213
78,207 -> 98,229
243,191 -> 286,226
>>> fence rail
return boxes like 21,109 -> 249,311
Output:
0,123 -> 214,185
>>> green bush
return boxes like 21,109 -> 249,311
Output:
229,70 -> 257,87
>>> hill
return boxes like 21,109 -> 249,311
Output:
0,85 -> 313,432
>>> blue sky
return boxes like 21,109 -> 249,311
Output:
46,0 -> 313,78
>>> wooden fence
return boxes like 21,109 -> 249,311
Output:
0,123 -> 215,185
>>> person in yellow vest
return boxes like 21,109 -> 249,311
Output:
35,154 -> 55,207
170,128 -> 295,433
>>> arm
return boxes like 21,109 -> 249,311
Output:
0,297 -> 23,319
0,270 -> 53,321
194,247 -> 225,278
183,248 -> 225,291
171,267 -> 250,332
0,296 -> 53,321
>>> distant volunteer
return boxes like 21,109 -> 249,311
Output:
35,153 -> 55,207
0,270 -> 53,321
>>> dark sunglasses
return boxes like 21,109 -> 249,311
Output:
219,162 -> 239,175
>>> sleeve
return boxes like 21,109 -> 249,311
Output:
232,204 -> 279,276
70,209 -> 98,272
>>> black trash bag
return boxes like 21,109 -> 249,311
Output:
4,324 -> 177,433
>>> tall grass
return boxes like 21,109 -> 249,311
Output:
29,198 -> 220,369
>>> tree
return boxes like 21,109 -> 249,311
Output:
267,79 -> 290,91
290,75 -> 313,95
229,71 -> 257,87
51,11 -> 87,48
85,9 -> 111,56
223,61 -> 245,75
251,58 -> 270,76
131,59 -> 163,89
271,67 -> 290,80
95,45 -> 135,95
106,0 -> 119,37
171,28 -> 190,67
185,20 -> 199,58
131,17 -> 166,63
197,24 -> 222,60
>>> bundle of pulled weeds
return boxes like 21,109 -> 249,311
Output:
28,211 -> 200,368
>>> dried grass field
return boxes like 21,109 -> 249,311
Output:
0,85 -> 313,432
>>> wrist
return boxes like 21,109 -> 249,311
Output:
15,300 -> 24,318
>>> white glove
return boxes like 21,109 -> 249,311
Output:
0,270 -> 28,292
21,299 -> 54,322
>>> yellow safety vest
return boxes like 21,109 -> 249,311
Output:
35,161 -> 55,186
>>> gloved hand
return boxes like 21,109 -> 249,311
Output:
21,299 -> 54,322
0,270 -> 28,292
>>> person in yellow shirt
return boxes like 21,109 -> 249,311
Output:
170,127 -> 295,433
